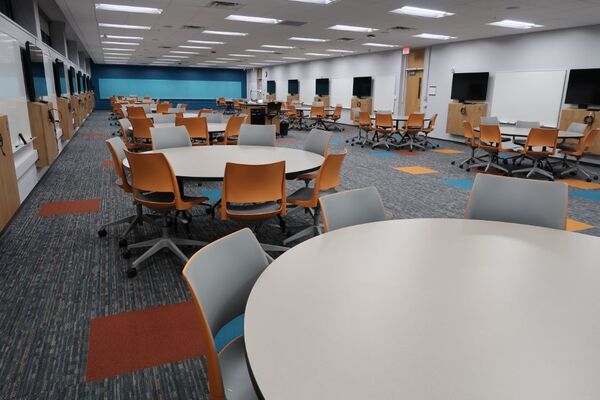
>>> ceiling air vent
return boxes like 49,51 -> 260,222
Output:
336,37 -> 354,41
206,1 -> 244,10
279,20 -> 307,27
182,25 -> 205,30
158,46 -> 172,49
390,26 -> 415,31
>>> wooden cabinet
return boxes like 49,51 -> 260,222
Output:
71,94 -> 81,128
57,97 -> 74,140
287,95 -> 299,104
0,115 -> 20,230
28,101 -> 58,167
447,102 -> 488,136
314,95 -> 330,108
559,108 -> 600,154
350,97 -> 373,120
239,104 -> 280,133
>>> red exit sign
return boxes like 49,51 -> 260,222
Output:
402,47 -> 410,55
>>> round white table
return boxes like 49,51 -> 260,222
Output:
474,126 -> 584,139
147,112 -> 197,119
245,218 -> 600,400
123,145 -> 324,181
152,122 -> 227,133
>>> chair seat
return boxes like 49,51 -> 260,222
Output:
513,137 -> 527,145
136,191 -> 207,209
288,187 -> 337,203
227,201 -> 281,216
218,337 -> 259,400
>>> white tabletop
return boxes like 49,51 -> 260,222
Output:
475,126 -> 584,139
147,112 -> 197,119
245,218 -> 600,400
370,114 -> 431,122
123,145 -> 323,180
152,122 -> 227,133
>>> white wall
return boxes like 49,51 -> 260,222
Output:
263,50 -> 406,119
424,24 -> 600,139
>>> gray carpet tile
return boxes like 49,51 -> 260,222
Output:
1,111 -> 600,399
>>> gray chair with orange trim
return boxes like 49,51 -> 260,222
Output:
451,121 -> 487,168
220,115 -> 246,145
220,161 -> 288,252
175,116 -> 209,145
371,111 -> 398,151
511,128 -> 559,180
319,186 -> 386,233
323,104 -> 343,131
237,125 -> 276,146
182,228 -> 269,400
123,150 -> 209,276
295,129 -> 332,186
466,124 -> 513,174
347,110 -> 374,148
284,150 -> 347,244
465,174 -> 568,230
559,128 -> 599,182
419,113 -> 439,149
396,113 -> 426,152
130,117 -> 154,150
151,126 -> 192,150
98,138 -> 158,247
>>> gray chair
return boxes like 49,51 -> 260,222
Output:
152,113 -> 176,123
141,104 -> 151,113
481,116 -> 499,125
567,122 -> 588,134
465,174 -> 568,230
150,126 -> 192,150
182,228 -> 271,400
512,120 -> 542,161
237,124 -> 276,146
319,186 -> 387,232
168,107 -> 185,114
204,112 -> 223,123
118,118 -> 132,141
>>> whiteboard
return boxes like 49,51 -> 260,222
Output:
331,78 -> 353,108
490,70 -> 566,127
373,76 -> 396,111
276,79 -> 286,102
299,79 -> 315,104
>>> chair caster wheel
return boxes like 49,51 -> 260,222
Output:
459,165 -> 464,169
587,178 -> 592,183
451,161 -> 456,165
126,268 -> 137,278
118,238 -> 128,247
98,229 -> 107,237
569,172 -> 576,176
465,168 -> 471,172
350,143 -> 354,146
503,160 -> 508,165
361,145 -> 364,148
594,176 -> 599,180
123,250 -> 131,259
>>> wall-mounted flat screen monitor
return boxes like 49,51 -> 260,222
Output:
288,79 -> 299,95
267,80 -> 276,94
450,72 -> 489,102
352,76 -> 372,97
22,42 -> 48,102
68,66 -> 76,95
316,78 -> 329,96
52,59 -> 68,96
77,71 -> 83,93
565,68 -> 600,107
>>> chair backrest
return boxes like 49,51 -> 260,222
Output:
168,107 -> 185,114
304,129 -> 332,156
152,114 -> 176,124
141,104 -> 151,113
224,115 -> 245,142
118,118 -> 132,138
567,122 -> 588,133
358,111 -> 371,126
375,112 -> 393,128
406,113 -> 425,129
478,124 -> 502,146
576,128 -> 600,154
515,120 -> 541,129
105,137 -> 132,192
523,128 -> 559,153
130,117 -> 154,140
427,113 -> 438,129
465,174 -> 568,230
332,105 -> 342,119
156,103 -> 172,113
175,116 -> 208,143
199,108 -> 214,116
310,105 -> 325,118
204,112 -> 223,123
176,103 -> 188,110
127,106 -> 146,119
464,121 -> 476,140
238,124 -> 276,146
125,150 -> 178,198
181,227 -> 270,399
315,150 -> 347,192
151,126 -> 192,150
221,161 -> 286,219
481,116 -> 499,125
319,186 -> 386,232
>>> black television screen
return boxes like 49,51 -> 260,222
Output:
23,42 -> 48,102
52,60 -> 68,96
68,66 -> 76,95
565,69 -> 600,106
451,72 -> 489,102
77,71 -> 83,93
267,80 -> 276,94
288,79 -> 299,95
353,76 -> 372,97
316,78 -> 329,96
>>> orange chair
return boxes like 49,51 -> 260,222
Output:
451,121 -> 487,168
559,128 -> 599,182
156,103 -> 172,113
371,112 -> 397,151
130,117 -> 154,150
175,116 -> 209,145
511,128 -> 559,180
420,113 -> 439,149
220,115 -> 245,145
98,138 -> 158,246
347,110 -> 374,148
123,150 -> 209,276
466,124 -> 513,174
199,108 -> 214,116
324,105 -> 343,131
284,151 -> 347,244
285,104 -> 300,129
220,161 -> 288,252
396,113 -> 426,152
309,104 -> 327,130
127,106 -> 146,119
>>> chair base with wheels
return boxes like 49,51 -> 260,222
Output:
560,157 -> 599,182
466,153 -> 509,174
394,133 -> 425,152
451,149 -> 489,169
97,203 -> 159,247
512,158 -> 555,180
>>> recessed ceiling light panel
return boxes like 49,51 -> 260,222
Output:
413,33 -> 456,40
95,4 -> 163,14
390,6 -> 454,18
328,25 -> 378,33
488,19 -> 543,29
98,23 -> 151,30
289,37 -> 329,42
203,30 -> 248,36
226,15 -> 282,24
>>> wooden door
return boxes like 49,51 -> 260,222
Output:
405,70 -> 423,115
